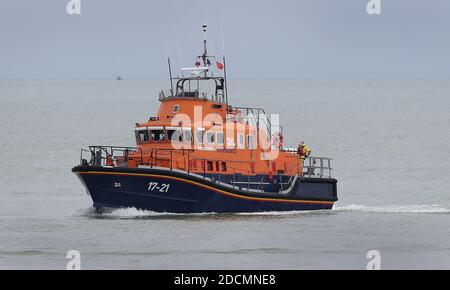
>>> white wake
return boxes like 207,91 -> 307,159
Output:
82,207 -> 215,218
333,204 -> 450,214
80,204 -> 450,218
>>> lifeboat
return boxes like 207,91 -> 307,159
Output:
72,25 -> 338,213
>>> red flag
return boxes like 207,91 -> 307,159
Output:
216,61 -> 224,70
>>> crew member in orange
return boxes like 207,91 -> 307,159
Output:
105,153 -> 114,166
297,141 -> 311,161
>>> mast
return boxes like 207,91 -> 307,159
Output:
202,23 -> 208,63
202,23 -> 208,77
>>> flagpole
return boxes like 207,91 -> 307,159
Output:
223,56 -> 228,107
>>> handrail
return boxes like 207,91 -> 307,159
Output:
159,76 -> 226,104
79,146 -> 331,194
80,146 -> 289,193
234,106 -> 270,135
145,149 -> 299,193
80,146 -> 143,167
302,156 -> 332,178
233,106 -> 284,147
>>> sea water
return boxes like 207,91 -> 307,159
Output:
0,80 -> 449,269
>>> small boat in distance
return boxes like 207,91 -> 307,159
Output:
116,76 -> 122,81
72,24 -> 338,213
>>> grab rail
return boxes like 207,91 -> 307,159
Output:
79,147 -> 331,194
80,146 -> 142,167
139,149 -> 299,193
233,106 -> 283,147
302,156 -> 332,178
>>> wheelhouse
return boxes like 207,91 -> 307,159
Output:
134,126 -> 166,144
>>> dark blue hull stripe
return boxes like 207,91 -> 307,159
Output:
73,166 -> 337,213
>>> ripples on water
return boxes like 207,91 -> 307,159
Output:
1,80 -> 449,269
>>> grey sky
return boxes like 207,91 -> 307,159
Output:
1,0 -> 449,79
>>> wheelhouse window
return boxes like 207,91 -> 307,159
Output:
195,128 -> 204,146
149,128 -> 165,141
136,129 -> 149,143
238,134 -> 245,149
167,128 -> 182,142
247,135 -> 255,150
206,132 -> 215,145
182,129 -> 192,143
216,132 -> 224,146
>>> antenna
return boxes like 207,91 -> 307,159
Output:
168,58 -> 174,96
